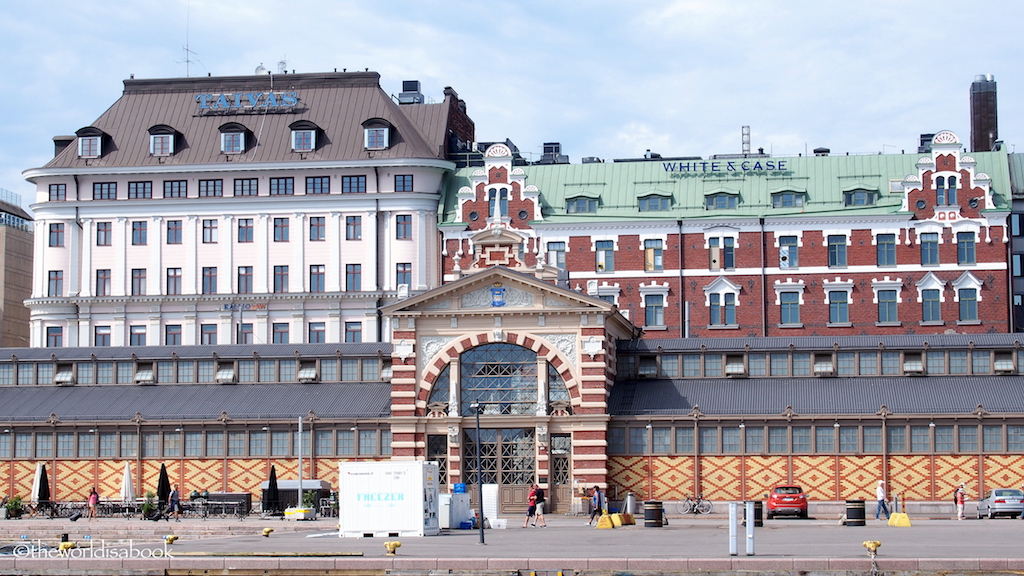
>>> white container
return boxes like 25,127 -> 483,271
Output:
438,493 -> 471,529
284,507 -> 315,520
338,461 -> 440,538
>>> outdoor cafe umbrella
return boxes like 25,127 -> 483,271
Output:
30,462 -> 43,503
264,465 -> 281,514
120,462 -> 136,503
156,463 -> 171,510
37,465 -> 51,504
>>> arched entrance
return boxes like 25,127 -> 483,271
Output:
428,342 -> 572,513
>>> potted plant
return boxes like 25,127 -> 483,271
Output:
141,491 -> 156,519
4,495 -> 24,519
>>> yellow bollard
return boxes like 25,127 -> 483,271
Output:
164,535 -> 179,544
596,512 -> 615,529
888,512 -> 912,527
384,541 -> 401,555
262,527 -> 274,537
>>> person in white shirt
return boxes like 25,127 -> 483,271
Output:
875,480 -> 890,520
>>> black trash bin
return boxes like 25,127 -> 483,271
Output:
845,499 -> 866,526
61,533 -> 69,543
743,501 -> 763,527
643,501 -> 664,527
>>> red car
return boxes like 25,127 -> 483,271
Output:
766,485 -> 808,519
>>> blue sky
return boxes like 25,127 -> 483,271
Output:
3,0 -> 1024,212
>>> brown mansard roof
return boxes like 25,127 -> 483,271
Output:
44,72 -> 452,170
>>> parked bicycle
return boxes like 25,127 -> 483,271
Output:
674,494 -> 713,515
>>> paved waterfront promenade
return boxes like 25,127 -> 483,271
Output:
3,513 -> 1024,574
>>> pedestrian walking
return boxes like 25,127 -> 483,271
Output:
875,480 -> 890,520
533,485 -> 547,527
87,487 -> 99,521
522,484 -> 537,527
954,483 -> 967,520
169,483 -> 181,522
587,486 -> 604,526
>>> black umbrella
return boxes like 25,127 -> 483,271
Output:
156,463 -> 171,511
37,464 -> 51,504
264,465 -> 281,514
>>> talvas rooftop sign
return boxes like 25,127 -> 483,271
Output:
195,92 -> 299,112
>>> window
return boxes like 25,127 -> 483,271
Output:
292,129 -> 315,151
922,289 -> 941,322
1015,254 -> 1023,277
198,179 -> 222,197
779,236 -> 798,267
983,425 -> 1001,452
547,241 -> 566,269
396,263 -> 412,287
780,292 -> 800,325
645,294 -> 664,326
221,132 -> 244,154
705,193 -> 737,209
270,177 -> 294,195
47,271 -> 63,297
844,190 -> 875,206
638,195 -> 670,211
396,215 -> 412,239
876,233 -> 896,266
815,426 -> 835,452
957,232 -> 976,264
346,264 -> 361,291
487,188 -> 508,218
166,220 -> 182,244
202,267 -> 217,294
596,240 -> 614,272
959,288 -> 978,321
772,192 -> 804,208
310,265 -> 325,292
308,322 -> 325,343
237,266 -> 253,294
309,217 -> 325,241
841,427 -> 860,452
273,266 -> 289,293
48,223 -> 64,247
345,322 -> 362,343
238,323 -> 253,344
395,174 -> 413,192
878,289 -> 897,323
95,222 -> 111,246
128,181 -> 152,199
165,325 -> 181,345
346,216 -> 361,240
342,175 -> 366,193
859,352 -> 878,375
827,235 -> 847,267
93,182 -> 116,200
273,218 -> 289,241
164,180 -> 187,198
129,326 -> 146,346
920,232 -> 939,265
566,197 -> 597,213
131,221 -> 147,245
46,327 -> 62,348
837,352 -> 855,375
202,219 -> 218,243
95,269 -> 111,296
881,351 -> 900,375
166,268 -> 182,295
272,323 -> 289,344
233,179 -> 257,196
150,134 -> 173,156
935,175 -> 957,205
365,127 -> 388,149
828,290 -> 849,324
644,239 -> 663,271
709,293 -> 735,326
79,136 -> 100,158
959,425 -> 978,451
49,183 -> 66,201
237,218 -> 253,243
306,176 -> 329,195
972,350 -> 990,374
131,269 -> 146,295
950,351 -> 968,374
709,237 -> 735,269
200,324 -> 217,345
94,326 -> 111,347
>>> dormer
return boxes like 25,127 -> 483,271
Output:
75,126 -> 109,158
289,120 -> 321,152
218,122 -> 250,154
147,124 -> 181,157
362,118 -> 393,150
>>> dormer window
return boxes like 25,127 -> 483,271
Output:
566,196 -> 598,213
638,195 -> 671,212
705,193 -> 737,210
147,124 -> 179,157
78,136 -> 101,158
289,120 -> 320,152
772,191 -> 805,208
362,118 -> 392,150
219,122 -> 249,154
843,190 -> 875,206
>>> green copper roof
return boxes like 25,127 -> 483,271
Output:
440,150 -> 1010,224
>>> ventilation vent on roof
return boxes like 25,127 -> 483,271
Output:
398,80 -> 424,105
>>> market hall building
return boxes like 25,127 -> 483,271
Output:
2,70 -> 1023,514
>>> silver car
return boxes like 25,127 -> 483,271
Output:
976,488 -> 1024,519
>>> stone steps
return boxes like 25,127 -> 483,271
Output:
0,517 -> 334,544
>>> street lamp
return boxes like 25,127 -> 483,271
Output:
645,423 -> 653,500
469,403 -> 485,545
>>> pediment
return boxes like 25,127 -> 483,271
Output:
381,266 -> 616,316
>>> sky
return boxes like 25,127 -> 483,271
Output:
3,0 -> 1024,213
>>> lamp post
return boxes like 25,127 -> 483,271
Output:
645,423 -> 653,500
469,403 -> 485,545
